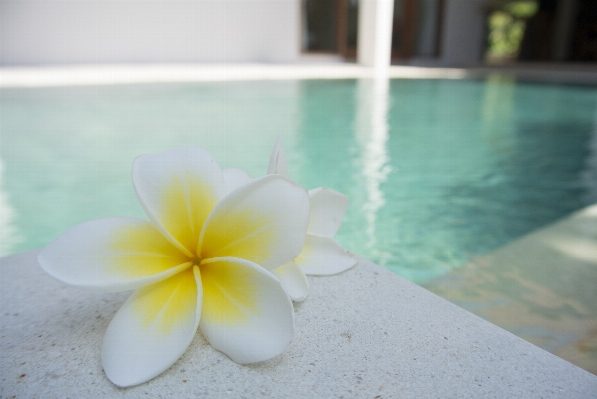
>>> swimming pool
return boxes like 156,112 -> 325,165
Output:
1,77 -> 596,284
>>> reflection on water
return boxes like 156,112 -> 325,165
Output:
355,77 -> 391,253
480,75 -> 516,145
581,110 -> 597,205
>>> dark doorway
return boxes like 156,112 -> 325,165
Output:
571,0 -> 597,61
302,0 -> 358,58
391,0 -> 444,62
518,0 -> 597,62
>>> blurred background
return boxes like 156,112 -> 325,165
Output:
1,0 -> 596,66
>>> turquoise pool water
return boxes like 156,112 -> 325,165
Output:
1,77 -> 596,283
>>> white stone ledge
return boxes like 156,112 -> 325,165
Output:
2,63 -> 597,88
1,250 -> 596,398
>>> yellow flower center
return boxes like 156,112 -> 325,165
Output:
189,254 -> 202,267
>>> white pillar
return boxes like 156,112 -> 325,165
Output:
357,0 -> 395,69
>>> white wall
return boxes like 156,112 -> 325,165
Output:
0,0 -> 301,65
440,0 -> 490,66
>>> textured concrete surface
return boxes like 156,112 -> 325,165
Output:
1,251 -> 596,398
426,205 -> 597,375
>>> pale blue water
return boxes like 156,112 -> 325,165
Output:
1,78 -> 596,283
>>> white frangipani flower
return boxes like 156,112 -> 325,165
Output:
38,147 -> 309,387
267,137 -> 357,302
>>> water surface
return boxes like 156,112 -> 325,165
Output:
1,77 -> 596,283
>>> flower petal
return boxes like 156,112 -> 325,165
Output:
307,187 -> 349,237
223,168 -> 252,195
295,234 -> 357,276
102,266 -> 202,387
133,147 -> 225,256
199,175 -> 309,270
199,257 -> 294,364
38,217 -> 190,292
274,261 -> 309,302
267,135 -> 289,176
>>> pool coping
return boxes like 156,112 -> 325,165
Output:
425,204 -> 597,375
1,250 -> 596,398
2,62 -> 597,87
